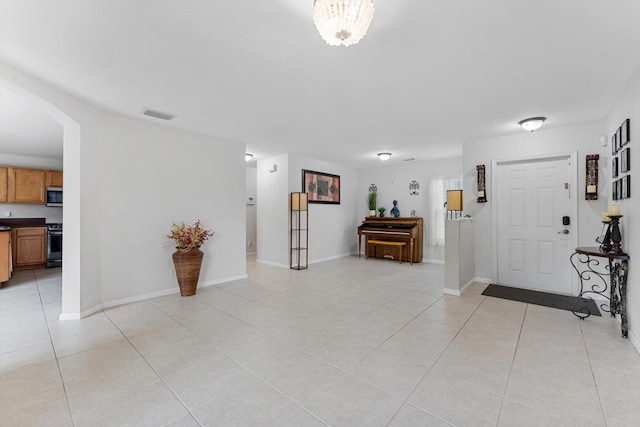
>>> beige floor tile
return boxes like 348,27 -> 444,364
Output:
51,324 -> 125,358
388,403 -> 454,427
408,371 -> 502,426
0,341 -> 56,376
0,382 -> 71,427
433,343 -> 511,395
0,359 -> 63,404
600,394 -> 640,427
163,353 -> 256,410
73,381 -> 188,427
591,364 -> 640,404
303,372 -> 403,427
347,348 -> 430,399
505,366 -> 605,427
498,399 -> 581,427
192,375 -> 310,426
378,330 -> 447,367
165,414 -> 202,427
57,337 -> 141,383
143,334 -> 220,377
408,370 -> 503,427
450,328 -> 518,363
65,358 -> 160,415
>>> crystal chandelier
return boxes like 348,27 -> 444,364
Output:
313,0 -> 375,47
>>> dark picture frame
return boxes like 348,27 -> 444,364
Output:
621,147 -> 630,173
612,181 -> 618,200
622,175 -> 631,199
612,133 -> 618,155
302,169 -> 341,204
613,157 -> 619,178
616,179 -> 623,200
621,118 -> 630,147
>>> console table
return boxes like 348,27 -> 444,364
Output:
570,247 -> 629,338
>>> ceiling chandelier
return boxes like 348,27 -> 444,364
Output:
313,0 -> 375,47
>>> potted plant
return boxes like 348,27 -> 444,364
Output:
167,220 -> 214,296
378,207 -> 386,217
368,191 -> 377,217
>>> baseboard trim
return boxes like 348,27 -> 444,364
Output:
443,278 -> 475,296
310,253 -> 351,264
423,258 -> 445,264
57,274 -> 248,320
256,259 -> 290,268
474,277 -> 493,284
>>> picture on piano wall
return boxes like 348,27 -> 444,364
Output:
302,169 -> 341,204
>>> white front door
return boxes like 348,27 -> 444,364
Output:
496,157 -> 573,294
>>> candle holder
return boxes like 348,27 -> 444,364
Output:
607,215 -> 625,254
597,222 -> 612,251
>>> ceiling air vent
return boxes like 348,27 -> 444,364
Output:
142,108 -> 175,121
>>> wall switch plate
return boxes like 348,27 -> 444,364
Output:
3,211 -> 11,217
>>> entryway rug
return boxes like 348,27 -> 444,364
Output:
481,284 -> 601,316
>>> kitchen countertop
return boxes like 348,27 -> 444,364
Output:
0,226 -> 10,232
0,218 -> 47,228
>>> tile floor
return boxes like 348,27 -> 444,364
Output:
1,256 -> 639,426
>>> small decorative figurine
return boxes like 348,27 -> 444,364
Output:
390,200 -> 400,217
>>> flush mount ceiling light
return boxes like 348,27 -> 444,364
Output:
518,117 -> 546,132
245,153 -> 253,162
313,0 -> 375,47
377,152 -> 392,161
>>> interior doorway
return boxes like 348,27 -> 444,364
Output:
493,153 -> 578,295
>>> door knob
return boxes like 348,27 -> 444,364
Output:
558,229 -> 569,235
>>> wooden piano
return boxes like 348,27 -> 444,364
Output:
358,217 -> 424,263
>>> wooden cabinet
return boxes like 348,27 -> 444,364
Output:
7,168 -> 46,204
0,231 -> 11,282
46,170 -> 63,188
0,167 -> 7,203
12,227 -> 47,270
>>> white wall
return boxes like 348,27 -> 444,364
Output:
0,154 -> 63,223
289,155 -> 359,262
358,157 -> 463,262
256,154 -> 289,266
606,62 -> 639,348
463,121 -> 608,282
256,154 -> 359,266
2,63 -> 247,317
246,167 -> 257,254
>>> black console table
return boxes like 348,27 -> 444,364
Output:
570,247 -> 629,338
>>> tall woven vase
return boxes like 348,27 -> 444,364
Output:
172,248 -> 204,296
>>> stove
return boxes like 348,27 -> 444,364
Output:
46,223 -> 62,268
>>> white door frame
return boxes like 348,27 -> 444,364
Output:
491,151 -> 579,295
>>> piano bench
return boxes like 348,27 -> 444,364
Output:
366,240 -> 406,264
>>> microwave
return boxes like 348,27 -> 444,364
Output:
46,187 -> 63,207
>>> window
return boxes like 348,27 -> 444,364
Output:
429,175 -> 462,246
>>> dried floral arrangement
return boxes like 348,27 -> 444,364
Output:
167,220 -> 214,252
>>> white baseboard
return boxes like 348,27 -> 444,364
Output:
443,278 -> 475,296
256,259 -> 290,268
57,274 -> 249,320
474,277 -> 494,284
423,258 -> 445,264
310,253 -> 351,264
246,251 -> 256,256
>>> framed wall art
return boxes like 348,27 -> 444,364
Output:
612,133 -> 618,155
302,169 -> 340,204
585,155 -> 599,200
621,118 -> 630,147
613,157 -> 619,178
621,147 -> 630,173
622,175 -> 631,199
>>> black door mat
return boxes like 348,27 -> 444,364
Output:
481,284 -> 601,316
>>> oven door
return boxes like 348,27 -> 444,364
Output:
47,230 -> 63,268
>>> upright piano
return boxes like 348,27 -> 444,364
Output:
358,217 -> 424,263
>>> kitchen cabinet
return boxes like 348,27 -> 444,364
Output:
0,231 -> 11,282
12,227 -> 47,270
7,167 -> 46,204
0,167 -> 7,203
46,170 -> 63,188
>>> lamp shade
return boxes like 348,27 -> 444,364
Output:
447,190 -> 463,211
291,192 -> 308,211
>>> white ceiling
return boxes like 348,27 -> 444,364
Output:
1,0 -> 639,168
